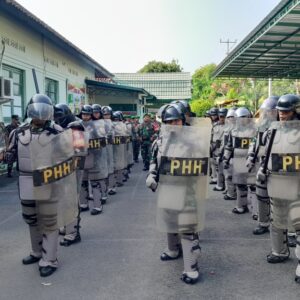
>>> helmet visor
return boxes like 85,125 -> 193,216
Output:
27,103 -> 54,120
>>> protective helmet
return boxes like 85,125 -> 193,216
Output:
171,100 -> 191,114
102,106 -> 113,116
54,103 -> 75,128
92,104 -> 102,113
204,110 -> 211,117
276,94 -> 300,112
157,104 -> 169,119
80,105 -> 93,115
112,111 -> 124,121
235,107 -> 251,118
26,94 -> 54,121
260,96 -> 279,110
218,108 -> 228,117
209,107 -> 219,116
161,104 -> 185,124
226,108 -> 237,118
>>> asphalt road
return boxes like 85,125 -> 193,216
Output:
0,163 -> 300,300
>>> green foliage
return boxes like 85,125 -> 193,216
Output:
192,64 -> 216,100
190,99 -> 214,117
192,64 -> 299,112
138,59 -> 183,73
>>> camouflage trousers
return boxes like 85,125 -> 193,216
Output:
132,140 -> 140,161
141,142 -> 151,168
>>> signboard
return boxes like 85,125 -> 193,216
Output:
67,82 -> 86,114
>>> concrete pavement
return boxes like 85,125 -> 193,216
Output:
0,163 -> 300,300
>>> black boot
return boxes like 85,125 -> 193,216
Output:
267,252 -> 289,264
60,234 -> 81,247
39,266 -> 57,277
224,194 -> 236,200
22,255 -> 40,265
253,225 -> 269,235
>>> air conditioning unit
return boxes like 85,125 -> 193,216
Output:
0,76 -> 13,104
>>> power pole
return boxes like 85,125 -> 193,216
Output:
220,39 -> 237,55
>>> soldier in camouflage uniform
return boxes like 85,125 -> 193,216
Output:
138,113 -> 156,171
132,116 -> 140,163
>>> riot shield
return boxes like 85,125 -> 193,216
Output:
156,123 -> 211,234
257,108 -> 277,133
104,119 -> 114,174
30,129 -> 77,228
267,121 -> 300,201
87,120 -> 108,180
113,122 -> 127,171
0,124 -> 5,162
231,118 -> 257,184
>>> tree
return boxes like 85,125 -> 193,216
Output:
190,99 -> 214,117
138,59 -> 183,73
192,64 -> 216,100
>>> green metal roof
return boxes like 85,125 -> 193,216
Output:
114,73 -> 192,100
85,79 -> 156,99
214,0 -> 300,79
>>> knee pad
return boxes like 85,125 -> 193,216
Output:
22,213 -> 38,226
21,201 -> 38,226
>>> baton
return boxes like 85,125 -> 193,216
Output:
32,68 -> 39,93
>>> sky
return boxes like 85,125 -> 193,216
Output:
17,0 -> 281,74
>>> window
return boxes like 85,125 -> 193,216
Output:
45,78 -> 59,104
2,65 -> 24,124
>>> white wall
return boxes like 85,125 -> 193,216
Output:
0,10 -> 96,120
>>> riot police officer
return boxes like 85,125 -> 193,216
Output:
256,94 -> 300,283
224,107 -> 256,214
102,106 -> 116,196
92,104 -> 109,204
209,107 -> 219,184
146,103 -> 211,284
54,103 -> 85,246
78,105 -> 106,215
212,108 -> 227,191
220,108 -> 237,200
247,97 -> 279,235
6,94 -> 66,277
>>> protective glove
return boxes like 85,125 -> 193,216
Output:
146,173 -> 158,192
256,167 -> 269,183
215,156 -> 220,165
246,156 -> 255,170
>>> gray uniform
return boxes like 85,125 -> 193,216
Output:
150,122 -> 211,276
113,121 -> 127,186
80,120 -> 108,212
221,118 -> 236,199
224,118 -> 256,211
104,119 -> 115,195
265,121 -> 300,277
211,121 -> 225,189
8,122 -> 68,268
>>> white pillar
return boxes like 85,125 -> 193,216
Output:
268,78 -> 272,97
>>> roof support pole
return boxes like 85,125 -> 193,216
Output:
268,78 -> 272,97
